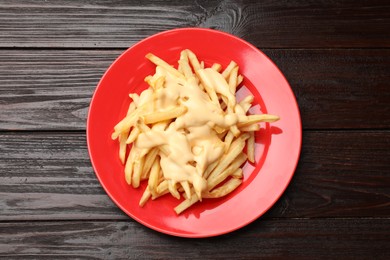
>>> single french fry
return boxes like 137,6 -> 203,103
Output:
148,158 -> 160,196
126,126 -> 140,144
186,49 -> 201,72
237,74 -> 243,86
237,114 -> 280,128
224,131 -> 235,152
204,178 -> 242,199
168,180 -> 180,200
180,181 -> 191,200
151,179 -> 169,200
152,189 -> 170,200
211,63 -> 222,72
127,102 -> 136,115
182,187 -> 194,199
228,66 -> 239,94
142,148 -> 159,179
231,132 -> 251,148
132,154 -> 145,188
214,125 -> 227,134
174,194 -> 199,215
124,146 -> 138,185
238,95 -> 254,113
230,125 -> 241,137
239,124 -> 261,132
222,61 -> 237,79
142,106 -> 187,124
156,180 -> 168,194
231,168 -> 243,179
178,51 -> 194,79
234,103 -> 246,116
145,53 -> 185,80
118,129 -> 129,164
247,131 -> 255,163
178,62 -> 183,74
193,175 -> 206,202
139,187 -> 151,207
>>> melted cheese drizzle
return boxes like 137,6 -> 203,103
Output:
135,68 -> 239,194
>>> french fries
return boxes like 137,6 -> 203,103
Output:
112,49 -> 279,214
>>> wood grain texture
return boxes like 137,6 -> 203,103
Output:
1,131 -> 389,221
1,1 -> 389,257
0,132 -> 126,221
264,49 -> 390,130
0,0 -> 389,48
0,219 -> 389,259
0,49 -> 389,130
0,50 -> 119,130
275,130 -> 390,218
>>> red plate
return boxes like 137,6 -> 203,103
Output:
87,28 -> 301,237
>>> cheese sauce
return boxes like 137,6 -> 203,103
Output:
135,68 -> 239,194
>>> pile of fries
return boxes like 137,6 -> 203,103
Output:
111,49 -> 279,214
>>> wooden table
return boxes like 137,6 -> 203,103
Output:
1,1 -> 389,258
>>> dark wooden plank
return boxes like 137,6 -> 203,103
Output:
263,49 -> 390,130
269,130 -> 390,218
0,0 -> 389,48
0,219 -> 389,259
0,50 -> 119,130
0,49 -> 389,130
0,131 -> 389,220
0,132 -> 127,221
